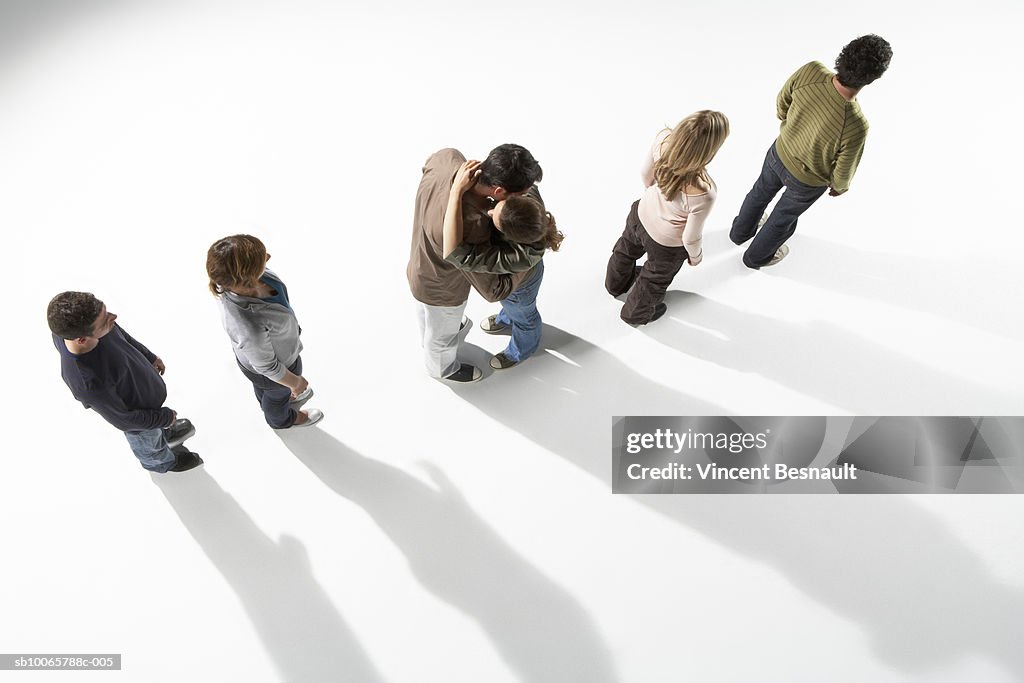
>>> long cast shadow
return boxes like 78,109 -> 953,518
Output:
772,234 -> 1024,342
650,291 -> 1023,414
462,324 -> 1024,679
154,469 -> 386,683
278,429 -> 620,683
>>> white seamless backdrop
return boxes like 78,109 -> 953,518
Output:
3,1 -> 1023,681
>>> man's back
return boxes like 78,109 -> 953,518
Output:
407,148 -> 516,305
776,61 -> 869,193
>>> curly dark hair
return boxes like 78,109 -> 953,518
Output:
478,143 -> 543,193
835,34 -> 892,89
47,291 -> 104,339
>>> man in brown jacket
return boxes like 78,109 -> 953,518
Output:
407,144 -> 543,382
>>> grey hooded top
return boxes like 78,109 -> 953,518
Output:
217,269 -> 302,382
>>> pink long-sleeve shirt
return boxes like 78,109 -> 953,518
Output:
637,129 -> 716,260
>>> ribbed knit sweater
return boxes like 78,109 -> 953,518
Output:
775,61 -> 869,193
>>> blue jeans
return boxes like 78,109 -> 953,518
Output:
124,428 -> 177,472
730,143 -> 828,268
238,356 -> 302,429
496,260 -> 544,362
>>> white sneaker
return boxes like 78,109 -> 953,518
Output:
290,386 -> 314,409
292,408 -> 324,428
765,245 -> 790,266
757,212 -> 769,230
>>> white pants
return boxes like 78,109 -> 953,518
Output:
415,300 -> 468,378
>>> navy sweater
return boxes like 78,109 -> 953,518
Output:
53,324 -> 174,432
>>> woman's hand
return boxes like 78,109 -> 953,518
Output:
452,160 -> 481,196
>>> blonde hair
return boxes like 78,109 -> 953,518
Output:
206,234 -> 267,296
653,110 -> 730,200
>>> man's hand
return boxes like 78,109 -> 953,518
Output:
152,357 -> 166,375
688,250 -> 703,267
828,187 -> 845,197
166,410 -> 178,428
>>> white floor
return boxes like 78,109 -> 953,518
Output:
4,1 -> 1024,681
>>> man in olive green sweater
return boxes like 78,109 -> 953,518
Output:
730,34 -> 892,268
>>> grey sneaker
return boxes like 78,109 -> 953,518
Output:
765,244 -> 790,266
757,212 -> 769,230
479,314 -> 509,334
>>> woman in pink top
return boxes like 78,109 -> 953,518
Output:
605,110 -> 729,325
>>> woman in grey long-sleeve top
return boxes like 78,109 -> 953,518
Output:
206,234 -> 323,429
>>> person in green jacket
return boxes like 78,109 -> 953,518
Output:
730,34 -> 892,268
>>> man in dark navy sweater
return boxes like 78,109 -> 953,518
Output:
48,291 -> 201,473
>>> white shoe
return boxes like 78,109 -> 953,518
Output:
292,408 -> 324,428
290,386 -> 314,409
765,245 -> 790,266
757,212 -> 769,230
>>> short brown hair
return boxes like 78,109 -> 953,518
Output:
47,291 -> 104,339
206,234 -> 267,296
499,196 -> 564,252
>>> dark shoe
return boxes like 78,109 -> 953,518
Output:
441,363 -> 483,383
169,447 -> 203,472
479,314 -> 509,334
627,303 -> 668,327
163,419 -> 196,449
489,352 -> 520,370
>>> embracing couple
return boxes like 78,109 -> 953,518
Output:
408,144 -> 563,383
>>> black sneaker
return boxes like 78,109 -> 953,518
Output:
169,447 -> 204,472
164,419 -> 196,449
441,363 -> 483,383
489,352 -> 520,370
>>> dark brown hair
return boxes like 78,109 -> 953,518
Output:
47,291 -> 104,339
499,196 -> 564,251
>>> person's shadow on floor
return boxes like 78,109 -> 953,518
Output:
154,469 -> 386,683
278,429 -> 620,683
461,324 -> 1024,680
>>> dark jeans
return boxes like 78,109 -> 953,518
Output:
730,143 -> 828,268
605,200 -> 690,325
238,356 -> 302,429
